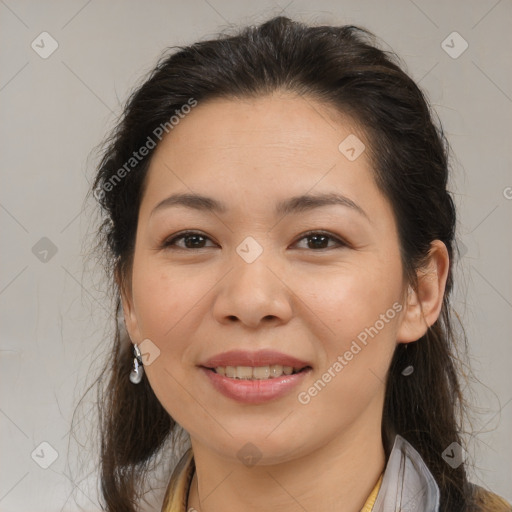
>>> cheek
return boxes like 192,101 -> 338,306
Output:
291,254 -> 402,393
293,273 -> 400,426
129,260 -> 210,416
131,257 -> 208,340
129,257 -> 221,389
295,257 -> 402,339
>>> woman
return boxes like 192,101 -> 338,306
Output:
88,15 -> 511,512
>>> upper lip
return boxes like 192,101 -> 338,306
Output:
199,349 -> 312,369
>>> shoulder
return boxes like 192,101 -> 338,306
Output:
470,483 -> 512,512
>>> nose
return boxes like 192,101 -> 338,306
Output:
212,251 -> 293,329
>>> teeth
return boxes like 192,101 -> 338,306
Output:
214,365 -> 300,379
225,366 -> 237,378
236,366 -> 253,379
253,366 -> 270,379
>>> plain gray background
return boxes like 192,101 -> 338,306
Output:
1,0 -> 511,510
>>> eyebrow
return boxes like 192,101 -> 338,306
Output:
150,192 -> 369,220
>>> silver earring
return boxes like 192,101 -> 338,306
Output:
129,343 -> 144,384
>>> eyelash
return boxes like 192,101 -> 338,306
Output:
161,230 -> 348,251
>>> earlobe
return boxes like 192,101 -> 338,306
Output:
116,269 -> 142,343
396,240 -> 450,344
396,285 -> 426,343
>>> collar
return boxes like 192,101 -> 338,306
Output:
162,434 -> 440,512
372,434 -> 440,511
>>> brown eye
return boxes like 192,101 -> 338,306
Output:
163,231 -> 216,250
294,231 -> 347,250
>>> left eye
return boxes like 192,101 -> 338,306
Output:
162,231 -> 346,251
293,231 -> 346,250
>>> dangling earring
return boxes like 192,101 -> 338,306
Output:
129,343 -> 144,384
401,344 -> 414,376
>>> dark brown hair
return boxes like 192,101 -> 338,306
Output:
84,15 -> 475,511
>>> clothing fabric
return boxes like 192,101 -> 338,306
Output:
361,474 -> 383,512
161,453 -> 382,512
160,434 -> 512,512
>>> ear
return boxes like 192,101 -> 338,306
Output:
116,265 -> 142,344
396,240 -> 450,343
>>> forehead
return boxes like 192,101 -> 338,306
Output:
153,92 -> 360,157
138,92 -> 392,226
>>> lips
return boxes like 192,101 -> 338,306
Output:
199,349 -> 312,370
198,349 -> 313,404
200,366 -> 312,404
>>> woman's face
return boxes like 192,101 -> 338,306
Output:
122,92 -> 409,464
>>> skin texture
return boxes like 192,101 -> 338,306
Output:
121,92 -> 449,512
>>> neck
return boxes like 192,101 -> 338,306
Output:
186,397 -> 386,512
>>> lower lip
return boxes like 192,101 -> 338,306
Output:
200,367 -> 312,404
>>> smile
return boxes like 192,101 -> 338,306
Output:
200,366 -> 312,404
211,364 -> 308,380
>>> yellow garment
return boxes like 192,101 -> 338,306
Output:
161,448 -> 383,512
360,474 -> 383,512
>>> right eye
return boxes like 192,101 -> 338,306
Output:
161,231 -> 217,250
